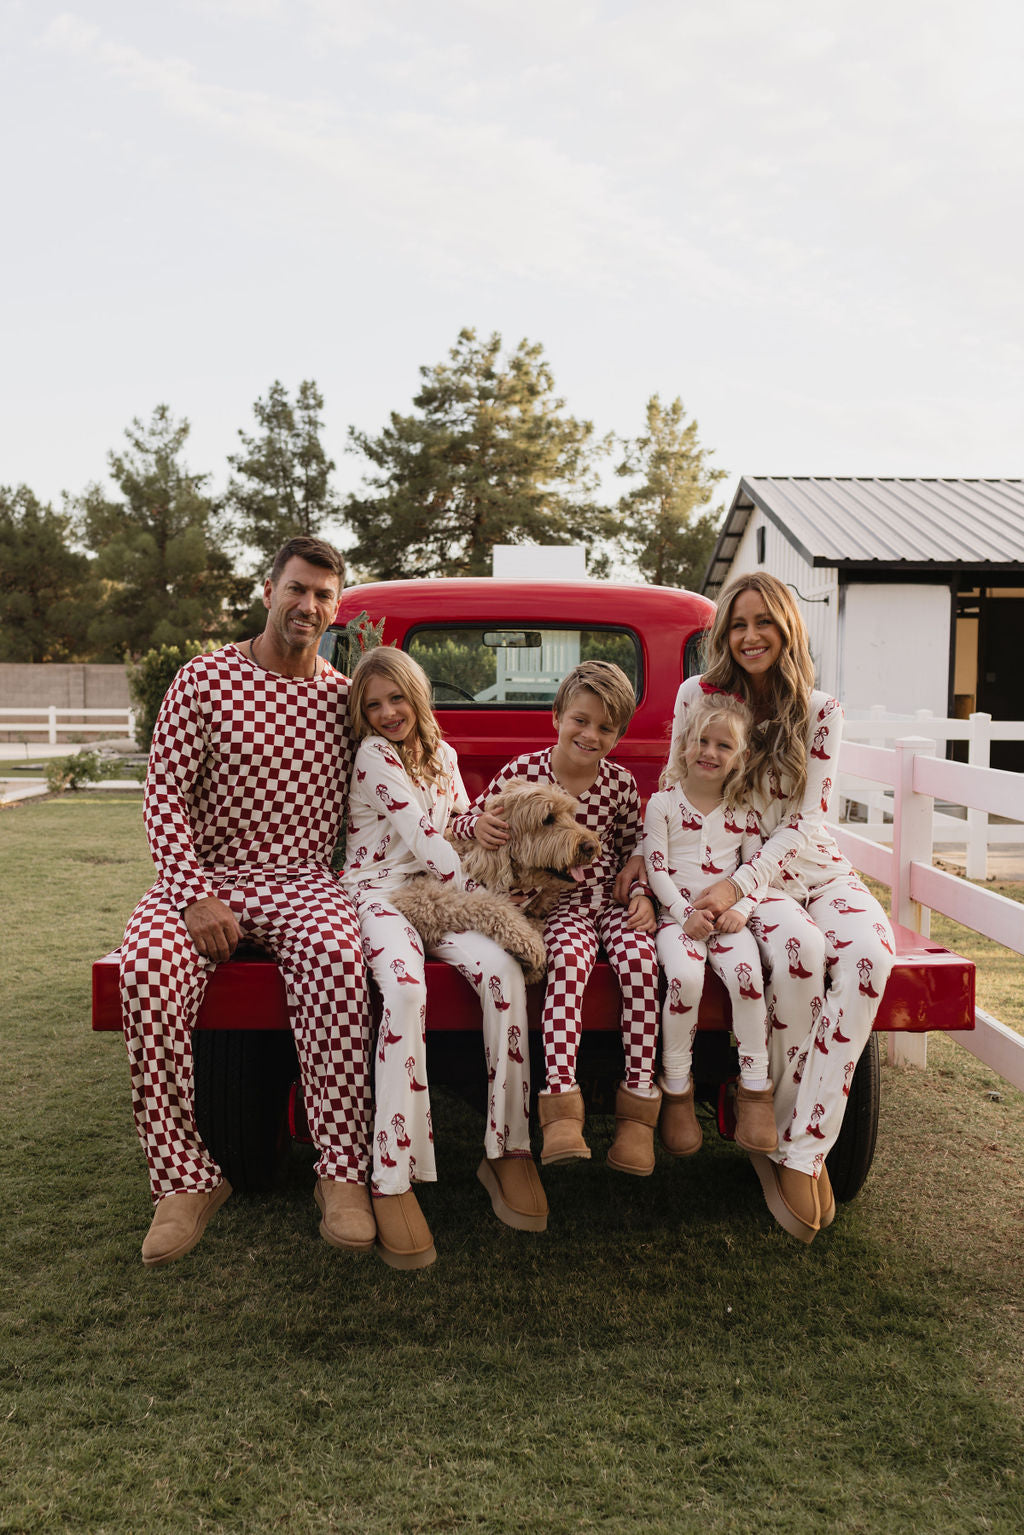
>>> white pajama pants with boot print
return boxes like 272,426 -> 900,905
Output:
356,894 -> 531,1196
749,879 -> 894,1176
655,919 -> 769,1083
120,871 -> 371,1201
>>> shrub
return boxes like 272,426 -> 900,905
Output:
126,640 -> 209,751
45,750 -> 101,794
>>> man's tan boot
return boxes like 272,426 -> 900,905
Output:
314,1177 -> 376,1253
606,1085 -> 662,1176
537,1087 -> 591,1165
141,1181 -> 232,1267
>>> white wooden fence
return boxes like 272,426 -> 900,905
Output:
0,706 -> 136,745
841,709 -> 1024,878
836,732 -> 1024,1090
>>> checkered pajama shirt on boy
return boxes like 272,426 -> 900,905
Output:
451,748 -> 660,1094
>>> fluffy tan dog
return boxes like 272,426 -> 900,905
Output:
391,778 -> 601,983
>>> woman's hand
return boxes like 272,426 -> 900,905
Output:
693,879 -> 739,919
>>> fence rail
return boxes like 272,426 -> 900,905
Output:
841,709 -> 1024,878
0,706 -> 136,745
835,732 -> 1024,1088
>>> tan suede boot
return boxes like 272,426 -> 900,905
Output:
606,1084 -> 662,1176
372,1189 -> 437,1269
658,1078 -> 702,1156
477,1155 -> 549,1231
537,1087 -> 591,1165
817,1164 -> 836,1229
734,1082 -> 779,1153
749,1153 -> 820,1244
314,1177 -> 376,1253
141,1180 -> 232,1267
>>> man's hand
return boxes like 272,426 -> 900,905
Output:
614,854 -> 646,906
184,897 -> 243,963
473,809 -> 510,849
693,879 -> 739,920
625,894 -> 656,934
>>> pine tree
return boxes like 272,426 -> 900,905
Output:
0,485 -> 95,661
614,395 -> 725,590
345,328 -> 612,579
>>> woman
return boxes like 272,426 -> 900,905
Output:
673,573 -> 894,1244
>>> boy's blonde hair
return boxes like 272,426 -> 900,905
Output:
349,648 -> 449,790
552,661 -> 636,740
662,693 -> 751,805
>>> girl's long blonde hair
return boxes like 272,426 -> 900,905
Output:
349,649 -> 450,790
701,572 -> 815,801
662,694 -> 751,807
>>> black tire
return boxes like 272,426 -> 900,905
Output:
825,1032 -> 881,1202
193,1030 -> 298,1193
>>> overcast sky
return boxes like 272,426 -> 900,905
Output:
2,0 -> 1021,533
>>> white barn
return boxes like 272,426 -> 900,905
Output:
702,478 -> 1024,771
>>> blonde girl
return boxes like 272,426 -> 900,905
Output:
644,693 -> 778,1158
672,573 -> 894,1244
340,649 -> 547,1268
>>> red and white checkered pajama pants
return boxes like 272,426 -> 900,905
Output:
120,870 -> 371,1201
656,919 -> 769,1084
357,894 -> 531,1196
750,880 -> 894,1176
542,902 -> 659,1094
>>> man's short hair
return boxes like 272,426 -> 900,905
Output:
269,536 -> 346,587
552,660 -> 637,738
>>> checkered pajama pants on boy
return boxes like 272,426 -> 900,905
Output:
655,919 -> 769,1084
120,870 -> 371,1201
748,881 -> 894,1176
356,894 -> 532,1196
542,902 -> 659,1094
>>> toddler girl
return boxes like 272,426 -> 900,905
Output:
340,649 -> 547,1269
644,692 -> 778,1156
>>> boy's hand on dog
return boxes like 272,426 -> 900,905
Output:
626,894 -> 657,934
185,897 -> 244,962
473,809 -> 510,849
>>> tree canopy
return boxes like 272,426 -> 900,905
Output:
0,486 -> 94,661
227,379 -> 341,575
614,394 -> 725,591
345,328 -> 614,579
76,405 -> 247,659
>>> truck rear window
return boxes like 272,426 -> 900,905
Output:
405,625 -> 642,707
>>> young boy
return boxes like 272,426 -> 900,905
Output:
450,661 -> 662,1174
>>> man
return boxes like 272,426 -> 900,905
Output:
120,536 -> 373,1266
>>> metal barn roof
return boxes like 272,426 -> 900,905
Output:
703,477 -> 1024,595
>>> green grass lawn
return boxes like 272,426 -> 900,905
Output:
3,796 -> 1024,1535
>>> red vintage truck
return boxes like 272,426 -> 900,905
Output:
92,578 -> 975,1200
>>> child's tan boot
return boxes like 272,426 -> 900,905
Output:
734,1082 -> 779,1153
606,1084 -> 662,1176
658,1077 -> 702,1156
537,1087 -> 591,1165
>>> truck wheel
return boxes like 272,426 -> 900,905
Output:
825,1032 -> 881,1202
193,1030 -> 298,1193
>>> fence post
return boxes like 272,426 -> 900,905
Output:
966,712 -> 991,881
889,735 -> 935,1068
47,705 -> 57,745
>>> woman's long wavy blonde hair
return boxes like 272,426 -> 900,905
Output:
349,649 -> 450,790
701,572 -> 815,801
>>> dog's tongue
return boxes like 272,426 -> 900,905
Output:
569,866 -> 587,883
